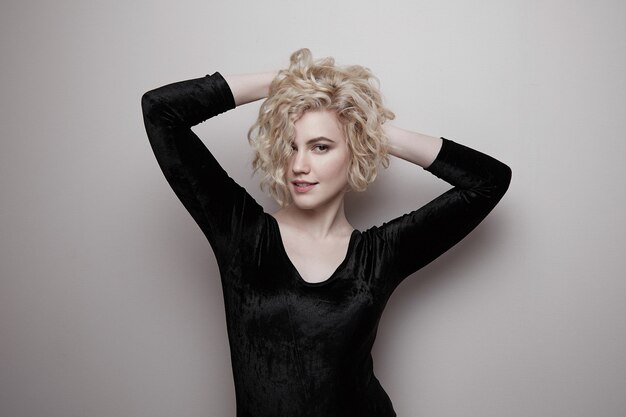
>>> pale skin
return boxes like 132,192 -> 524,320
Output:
223,71 -> 442,283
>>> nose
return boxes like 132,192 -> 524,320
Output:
291,149 -> 310,175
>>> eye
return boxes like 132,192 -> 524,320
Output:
313,144 -> 330,152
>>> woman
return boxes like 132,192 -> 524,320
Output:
141,48 -> 511,417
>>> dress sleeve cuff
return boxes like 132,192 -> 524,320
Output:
208,71 -> 237,113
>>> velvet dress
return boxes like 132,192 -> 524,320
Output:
141,71 -> 512,417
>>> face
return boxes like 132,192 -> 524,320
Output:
286,109 -> 351,211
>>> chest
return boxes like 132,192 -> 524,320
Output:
279,231 -> 352,284
234,281 -> 379,347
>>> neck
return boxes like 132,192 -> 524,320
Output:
273,197 -> 353,239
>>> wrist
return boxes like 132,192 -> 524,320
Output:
223,71 -> 278,106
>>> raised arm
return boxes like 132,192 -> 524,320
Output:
140,72 -> 269,262
375,126 -> 512,295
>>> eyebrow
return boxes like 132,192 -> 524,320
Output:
304,136 -> 336,145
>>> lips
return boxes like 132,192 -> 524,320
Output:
292,180 -> 318,193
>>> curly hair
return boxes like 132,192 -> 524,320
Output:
247,48 -> 395,206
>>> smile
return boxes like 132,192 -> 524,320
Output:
292,181 -> 318,193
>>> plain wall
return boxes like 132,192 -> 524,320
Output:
1,0 -> 625,416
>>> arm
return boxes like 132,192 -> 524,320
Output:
140,72 -> 266,262
222,71 -> 278,106
383,124 -> 442,168
376,131 -> 512,295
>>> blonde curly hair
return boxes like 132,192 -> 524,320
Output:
247,48 -> 395,206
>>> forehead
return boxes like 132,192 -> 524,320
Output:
293,109 -> 345,143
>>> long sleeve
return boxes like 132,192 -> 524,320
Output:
140,72 -> 264,264
377,137 -> 512,294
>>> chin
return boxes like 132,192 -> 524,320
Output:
290,199 -> 319,211
288,188 -> 347,211
288,194 -> 321,210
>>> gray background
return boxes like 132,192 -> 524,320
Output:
1,0 -> 625,416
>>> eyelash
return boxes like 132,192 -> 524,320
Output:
289,144 -> 330,153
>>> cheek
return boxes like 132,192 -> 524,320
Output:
320,153 -> 351,180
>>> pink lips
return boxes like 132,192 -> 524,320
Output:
292,180 -> 317,193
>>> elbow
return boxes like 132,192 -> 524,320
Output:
141,90 -> 158,118
499,162 -> 512,195
141,88 -> 179,127
474,161 -> 512,202
496,161 -> 512,193
489,161 -> 512,201
141,89 -> 172,125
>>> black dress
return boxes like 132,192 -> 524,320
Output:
141,71 -> 512,417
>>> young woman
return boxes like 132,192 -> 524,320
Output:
141,48 -> 511,417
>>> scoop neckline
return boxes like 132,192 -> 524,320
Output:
267,214 -> 359,287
